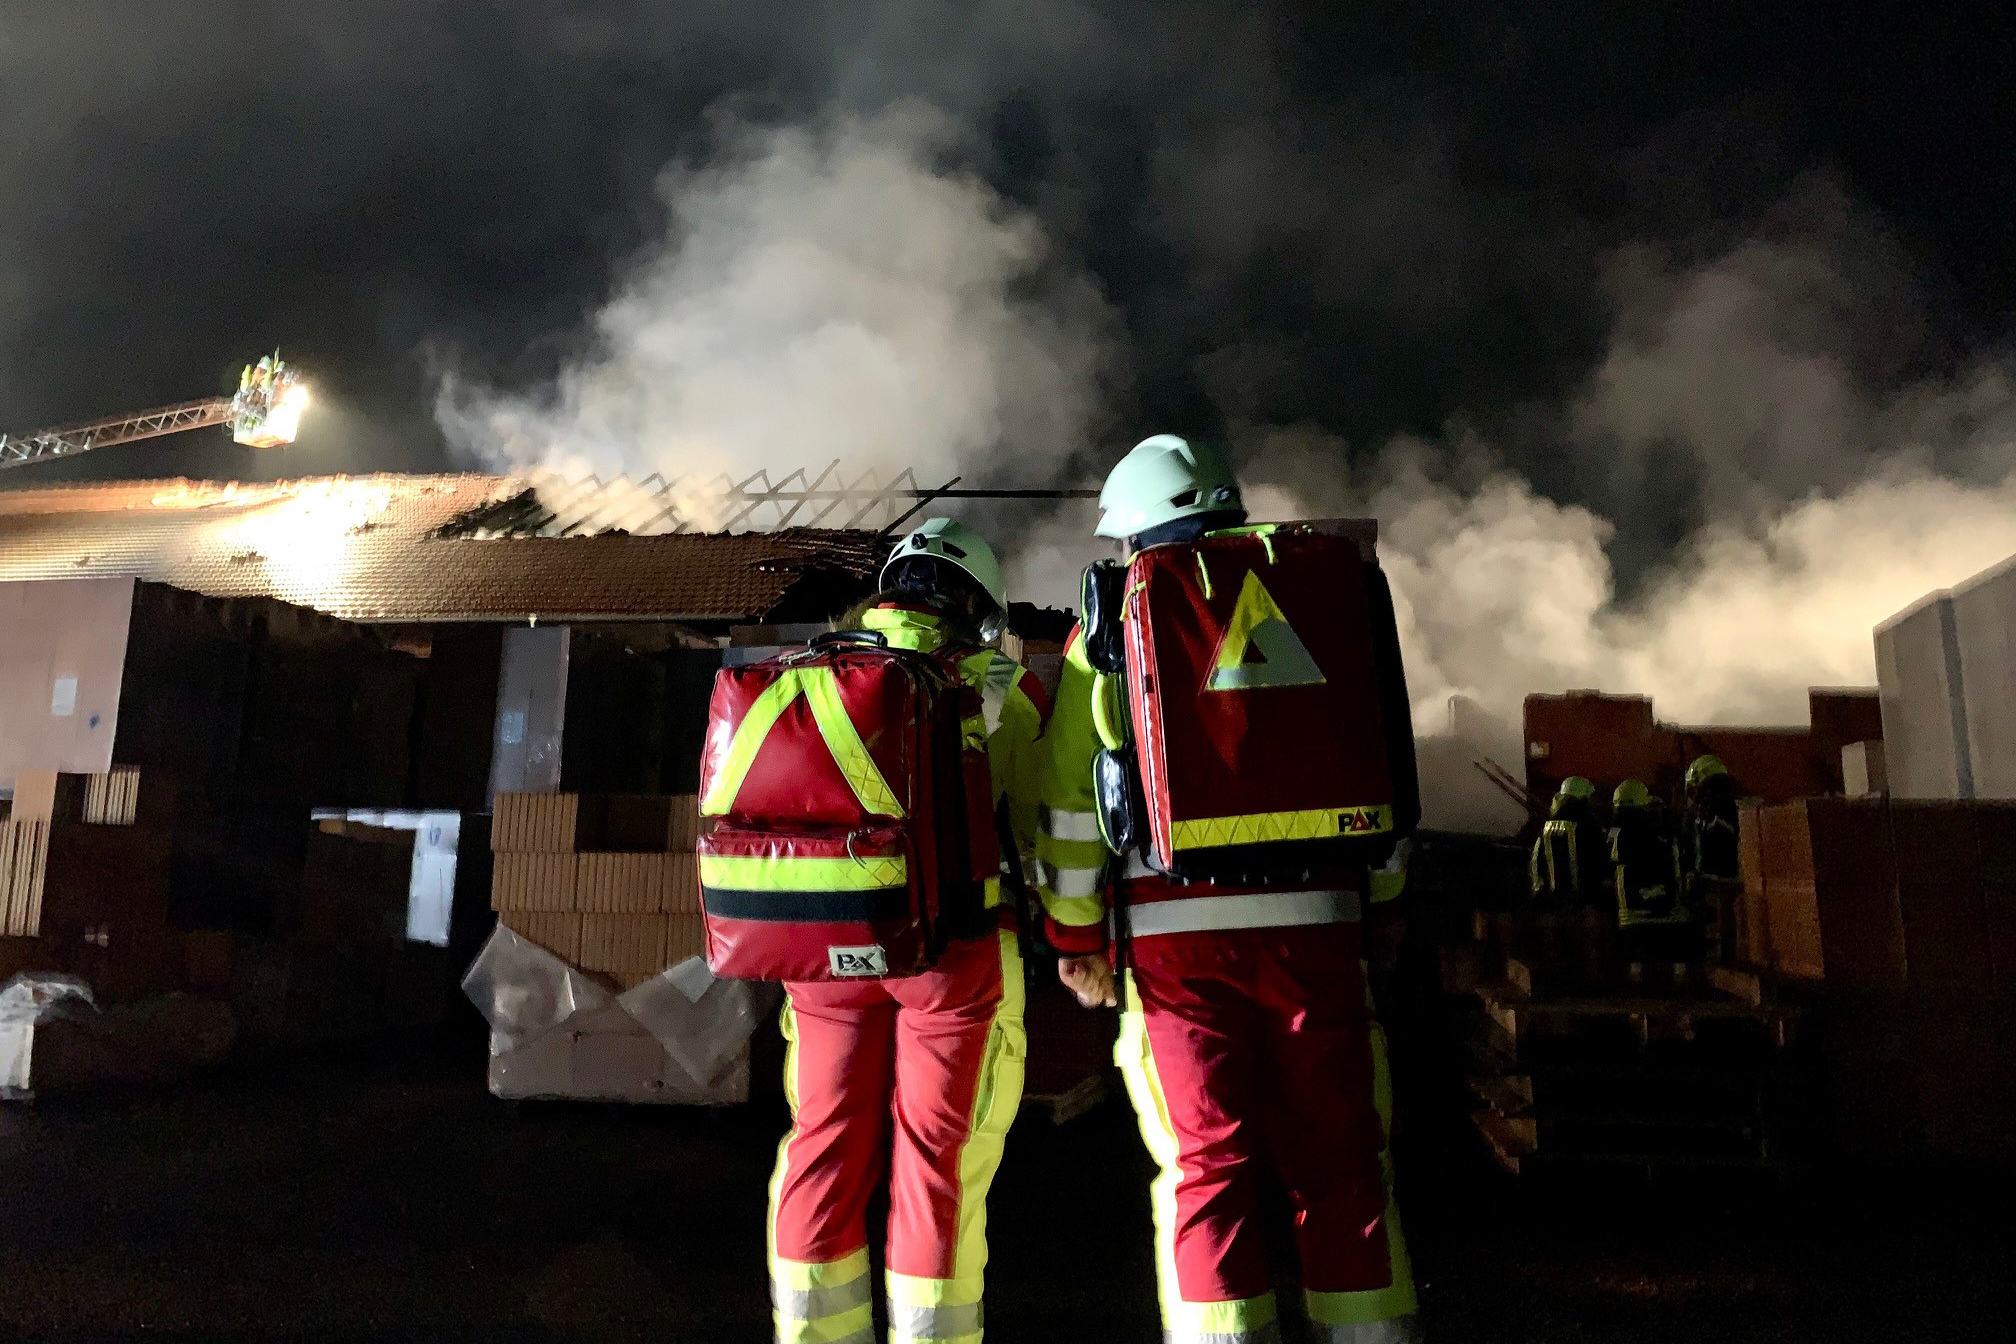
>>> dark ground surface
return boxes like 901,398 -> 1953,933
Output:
2,1021 -> 2013,1344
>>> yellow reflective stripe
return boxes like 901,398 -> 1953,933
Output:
771,1028 -> 880,1344
1043,893 -> 1106,927
701,853 -> 905,892
705,668 -> 906,819
1117,996 -> 1279,1337
702,672 -> 807,815
883,930 -> 1020,1344
776,1308 -> 873,1344
1091,671 -> 1127,751
801,668 -> 905,818
771,1246 -> 870,1291
1170,804 -> 1393,850
1305,1016 -> 1418,1329
1036,830 -> 1107,869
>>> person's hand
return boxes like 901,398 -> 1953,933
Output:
1057,954 -> 1117,1009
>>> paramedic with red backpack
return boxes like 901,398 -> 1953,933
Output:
758,519 -> 1049,1344
1036,436 -> 1423,1344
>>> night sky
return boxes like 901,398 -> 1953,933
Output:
2,2 -> 2010,499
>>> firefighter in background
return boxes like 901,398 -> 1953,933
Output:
1036,435 -> 1420,1344
1528,776 -> 1609,906
766,518 -> 1049,1344
1682,754 -> 1741,889
1608,780 -> 1694,963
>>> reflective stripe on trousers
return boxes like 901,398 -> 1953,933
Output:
1308,1318 -> 1424,1343
770,1247 -> 874,1344
1124,889 -> 1359,937
887,1276 -> 986,1342
1165,1322 -> 1284,1344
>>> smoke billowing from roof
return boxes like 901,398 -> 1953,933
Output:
434,106 -> 1113,501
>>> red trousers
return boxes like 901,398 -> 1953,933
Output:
768,928 -> 1025,1344
1117,921 -> 1417,1344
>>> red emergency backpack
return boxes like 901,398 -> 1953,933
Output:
1082,525 -> 1419,881
697,631 -> 988,982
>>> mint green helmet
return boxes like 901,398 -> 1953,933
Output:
1095,435 -> 1243,540
882,517 -> 1008,617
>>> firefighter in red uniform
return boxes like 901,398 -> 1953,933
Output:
1036,436 -> 1421,1344
766,519 -> 1050,1344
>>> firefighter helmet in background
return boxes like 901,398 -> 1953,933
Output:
1095,434 -> 1243,540
1685,754 -> 1729,792
1552,776 -> 1596,816
882,518 -> 1009,642
1613,779 -> 1653,810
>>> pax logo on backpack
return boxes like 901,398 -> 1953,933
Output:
827,945 -> 890,977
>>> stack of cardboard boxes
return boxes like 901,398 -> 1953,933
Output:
1,770 -> 178,998
491,792 -> 703,990
1738,798 -> 2016,1160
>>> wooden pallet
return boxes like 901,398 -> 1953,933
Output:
1479,981 -> 1802,1054
1503,953 -> 1713,1000
1472,1107 -> 1797,1177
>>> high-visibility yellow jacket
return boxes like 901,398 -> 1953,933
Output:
858,604 -> 1050,905
1034,623 -> 1408,953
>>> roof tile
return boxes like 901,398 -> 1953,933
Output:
0,474 -> 883,624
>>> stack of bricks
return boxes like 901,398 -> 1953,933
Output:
490,792 -> 702,990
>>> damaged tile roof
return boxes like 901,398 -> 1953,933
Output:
0,475 -> 886,624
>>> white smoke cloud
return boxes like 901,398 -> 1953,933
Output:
1006,188 -> 2016,837
436,103 -> 1112,506
438,116 -> 2016,834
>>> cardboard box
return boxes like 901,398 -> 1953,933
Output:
491,793 -> 601,853
82,768 -> 142,826
490,853 -> 578,912
1891,802 -> 1997,988
1749,799 -> 1906,987
668,795 -> 702,851
661,852 -> 701,915
601,795 -> 675,852
499,910 -> 583,964
486,1000 -> 750,1105
576,853 -> 666,915
1,821 -> 50,937
10,773 -> 90,826
665,913 -> 707,966
579,913 -> 668,978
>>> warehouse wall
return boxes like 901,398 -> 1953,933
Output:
1952,556 -> 2016,798
1877,554 -> 2016,800
0,577 -> 134,785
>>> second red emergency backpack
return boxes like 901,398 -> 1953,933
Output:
1083,525 -> 1419,881
696,631 -> 985,982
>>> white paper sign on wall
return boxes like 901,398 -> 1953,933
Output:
50,678 -> 78,718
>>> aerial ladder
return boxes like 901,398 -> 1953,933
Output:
0,354 -> 311,474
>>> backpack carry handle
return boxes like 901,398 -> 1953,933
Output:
809,629 -> 889,650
